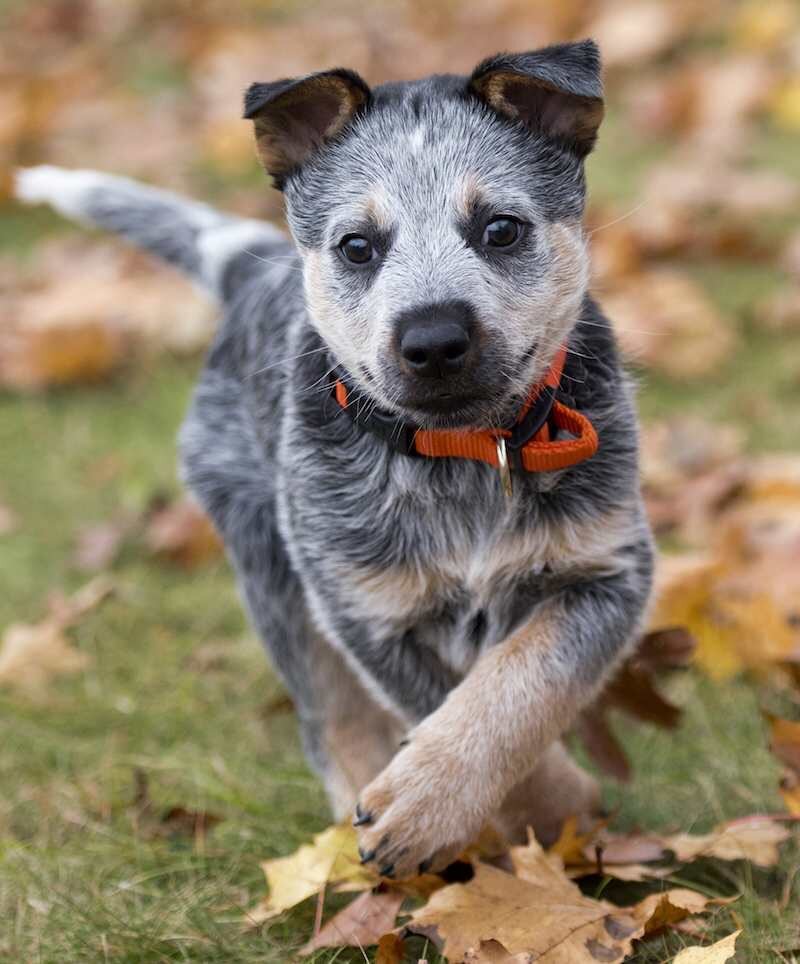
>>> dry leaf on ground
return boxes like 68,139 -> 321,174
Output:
300,887 -> 404,955
767,715 -> 800,815
556,815 -> 789,881
408,835 -> 727,963
601,268 -> 737,379
574,627 -> 694,781
0,501 -> 18,536
72,517 -> 133,571
672,929 -> 741,963
0,240 -> 215,392
0,575 -> 113,694
650,816 -> 788,869
375,932 -> 405,963
248,824 -> 375,924
144,497 -> 222,568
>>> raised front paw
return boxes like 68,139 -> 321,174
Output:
353,734 -> 484,879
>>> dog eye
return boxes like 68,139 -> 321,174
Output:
339,235 -> 375,265
482,217 -> 522,249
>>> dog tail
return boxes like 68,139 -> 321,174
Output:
14,165 -> 288,301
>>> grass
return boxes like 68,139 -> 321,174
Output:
2,115 -> 800,964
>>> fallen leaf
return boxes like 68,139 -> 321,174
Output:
0,501 -> 18,536
249,824 -> 375,923
375,932 -> 405,963
575,627 -> 693,781
556,817 -> 790,881
603,268 -> 737,379
0,576 -> 113,694
159,805 -> 223,840
144,497 -> 222,567
663,816 -> 790,868
407,851 -> 721,963
0,620 -> 89,694
672,930 -> 741,963
300,888 -> 404,955
770,76 -> 800,131
72,518 -> 131,571
767,715 -> 800,814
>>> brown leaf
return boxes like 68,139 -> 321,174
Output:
72,518 -> 131,571
407,851 -> 721,963
662,815 -> 790,867
375,932 -> 405,963
637,627 -> 697,670
767,715 -> 800,815
574,712 -> 631,781
0,620 -> 89,694
603,268 -> 737,379
604,663 -> 682,729
145,497 -> 222,568
0,501 -> 18,536
0,238 -> 216,392
159,806 -> 223,840
0,576 -> 113,694
300,888 -> 404,955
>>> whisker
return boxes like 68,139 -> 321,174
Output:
587,201 -> 646,236
248,346 -> 330,379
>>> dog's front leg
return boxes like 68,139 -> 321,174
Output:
354,540 -> 653,878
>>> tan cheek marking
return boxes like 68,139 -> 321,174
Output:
303,250 -> 329,318
545,220 -> 589,303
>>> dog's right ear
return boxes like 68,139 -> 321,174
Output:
469,40 -> 603,158
244,69 -> 371,188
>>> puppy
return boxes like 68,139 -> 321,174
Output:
17,39 -> 654,879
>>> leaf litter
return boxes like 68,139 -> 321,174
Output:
250,822 -> 775,962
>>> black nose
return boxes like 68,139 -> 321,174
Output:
396,301 -> 475,379
400,323 -> 471,377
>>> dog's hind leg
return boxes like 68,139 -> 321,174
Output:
302,631 -> 405,820
15,165 -> 291,303
493,741 -> 601,847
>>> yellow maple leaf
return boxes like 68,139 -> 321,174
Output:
248,824 -> 374,923
672,930 -> 741,963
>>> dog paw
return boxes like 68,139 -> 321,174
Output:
353,733 -> 485,879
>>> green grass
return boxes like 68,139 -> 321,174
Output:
2,110 -> 800,964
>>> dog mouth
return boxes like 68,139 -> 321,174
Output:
405,391 -> 479,416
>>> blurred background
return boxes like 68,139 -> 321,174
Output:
1,1 -> 799,961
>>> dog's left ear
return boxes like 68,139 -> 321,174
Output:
469,40 -> 603,158
244,68 -> 371,187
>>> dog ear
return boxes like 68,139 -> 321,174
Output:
469,40 -> 603,158
244,69 -> 371,187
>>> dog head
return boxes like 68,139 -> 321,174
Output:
245,41 -> 603,429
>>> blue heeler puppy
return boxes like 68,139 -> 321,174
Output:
17,39 -> 654,879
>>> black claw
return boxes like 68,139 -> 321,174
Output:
398,738 -> 409,748
378,863 -> 395,878
358,846 -> 376,864
418,857 -> 433,875
352,803 -> 372,827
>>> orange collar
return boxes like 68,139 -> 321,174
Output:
333,345 -> 598,490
